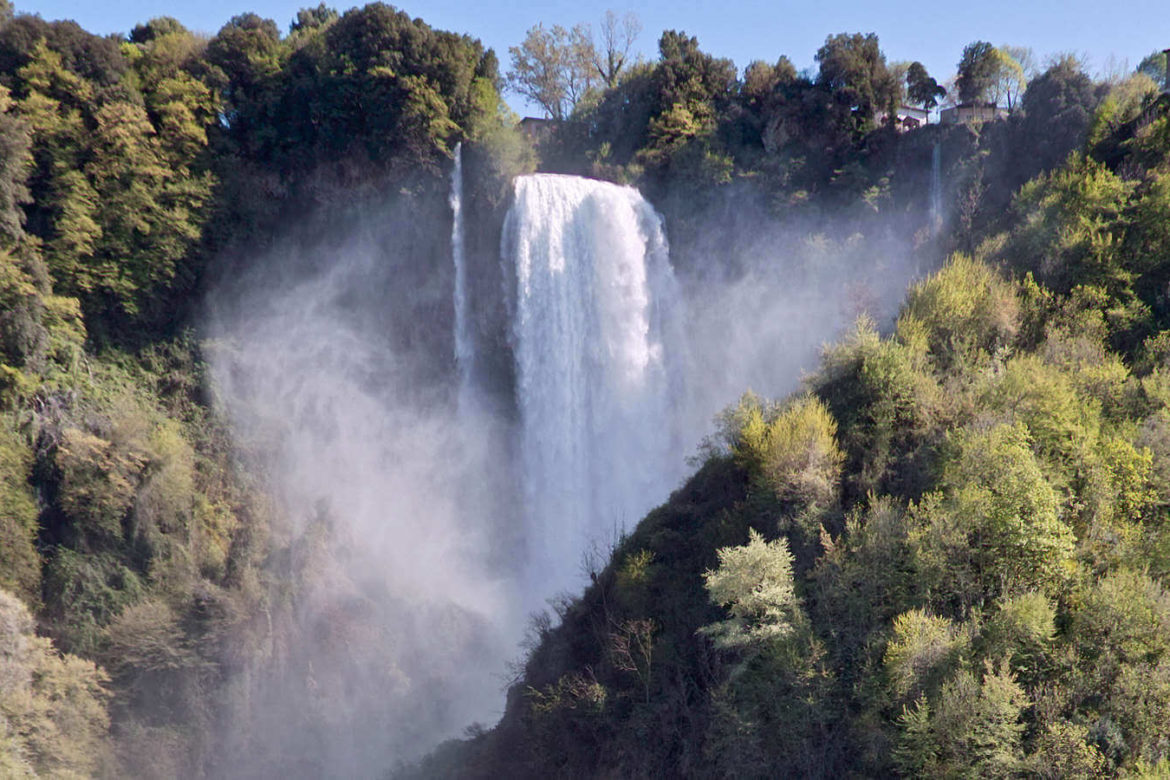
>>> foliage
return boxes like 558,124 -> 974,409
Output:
0,588 -> 112,777
896,254 -> 1019,371
732,393 -> 844,506
956,41 -> 999,104
700,529 -> 801,653
816,32 -> 899,133
506,23 -> 594,120
906,61 -> 946,111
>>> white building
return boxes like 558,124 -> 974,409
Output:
876,105 -> 930,132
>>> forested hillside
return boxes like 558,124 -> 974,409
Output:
0,3 -> 517,775
1,0 -> 1169,777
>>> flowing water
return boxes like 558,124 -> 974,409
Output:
502,174 -> 685,595
450,142 -> 473,409
931,142 -> 943,235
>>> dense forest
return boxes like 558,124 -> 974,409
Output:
0,0 -> 1169,776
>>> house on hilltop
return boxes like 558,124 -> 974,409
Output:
518,117 -> 557,143
940,102 -> 1009,125
876,104 -> 930,132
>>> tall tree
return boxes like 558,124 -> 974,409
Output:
956,40 -> 997,104
906,61 -> 946,110
1138,49 -> 1168,87
592,10 -> 640,87
815,33 -> 899,128
506,23 -> 595,119
989,48 -> 1026,110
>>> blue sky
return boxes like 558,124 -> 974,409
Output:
17,0 -> 1168,115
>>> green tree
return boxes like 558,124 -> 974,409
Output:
290,3 -> 338,34
506,23 -> 595,120
815,32 -> 899,130
911,423 -> 1075,611
956,40 -> 998,104
1137,49 -> 1167,86
906,61 -> 946,110
0,589 -> 112,776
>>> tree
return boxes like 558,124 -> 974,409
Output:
1000,44 -> 1038,79
895,662 -> 1028,777
956,41 -> 998,104
591,10 -> 640,87
701,529 -> 801,654
989,48 -> 1026,110
1014,57 -> 1104,179
653,29 -> 736,114
815,32 -> 899,126
1137,49 -> 1167,87
733,393 -> 844,507
290,3 -> 338,34
906,61 -> 946,110
0,589 -> 112,776
910,422 -> 1075,610
896,254 -> 1020,372
506,23 -> 595,119
128,16 -> 188,44
0,86 -> 29,246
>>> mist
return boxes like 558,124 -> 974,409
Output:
204,190 -> 522,777
200,153 -> 933,777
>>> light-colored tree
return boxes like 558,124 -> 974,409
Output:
885,609 -> 968,701
734,394 -> 844,507
0,589 -> 112,777
989,48 -> 1026,110
701,529 -> 801,653
592,10 -> 640,87
1000,44 -> 1039,79
506,23 -> 596,120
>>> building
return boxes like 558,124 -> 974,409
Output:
940,102 -> 1009,125
518,117 -> 557,143
876,104 -> 930,132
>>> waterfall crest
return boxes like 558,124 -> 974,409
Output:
504,174 -> 683,594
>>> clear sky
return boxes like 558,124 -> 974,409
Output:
16,0 -> 1169,115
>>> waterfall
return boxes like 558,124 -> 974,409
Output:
930,142 -> 942,235
503,174 -> 683,595
450,143 -> 473,407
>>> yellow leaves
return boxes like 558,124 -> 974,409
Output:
47,169 -> 101,273
734,394 -> 844,507
0,422 -> 38,601
133,419 -> 196,559
103,598 -> 199,673
17,41 -> 94,107
0,589 -> 111,778
57,426 -> 147,542
885,608 -> 967,701
897,254 -> 1020,370
150,75 -> 215,165
528,670 -> 607,716
398,73 -> 459,153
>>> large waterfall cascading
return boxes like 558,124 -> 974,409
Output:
504,174 -> 683,594
450,143 -> 473,407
